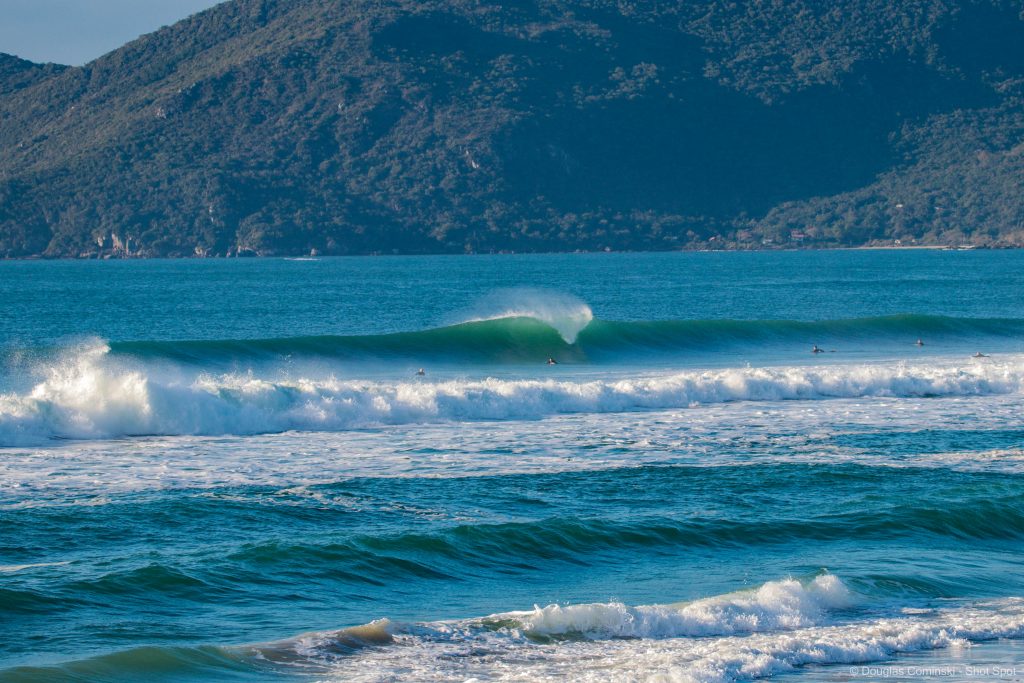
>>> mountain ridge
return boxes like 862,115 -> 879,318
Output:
1,0 -> 1023,257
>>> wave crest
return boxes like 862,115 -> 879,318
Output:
2,346 -> 1022,445
98,313 -> 1024,366
13,576 -> 1024,683
457,288 -> 594,343
505,575 -> 851,639
261,576 -> 1024,682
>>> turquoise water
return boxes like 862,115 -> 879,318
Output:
2,250 -> 1024,682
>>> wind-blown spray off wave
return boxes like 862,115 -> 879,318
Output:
455,288 -> 595,343
101,313 -> 1024,366
1,343 -> 1022,444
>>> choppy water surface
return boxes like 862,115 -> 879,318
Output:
2,250 -> 1024,682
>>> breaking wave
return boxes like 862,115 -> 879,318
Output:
89,313 -> 1024,365
454,287 -> 594,343
1,343 -> 1022,445
494,574 -> 853,639
271,576 -> 1024,683
12,576 -> 1024,682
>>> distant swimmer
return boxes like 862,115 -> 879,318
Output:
811,345 -> 823,354
973,352 -> 989,358
547,357 -> 558,365
915,338 -> 924,346
416,368 -> 426,376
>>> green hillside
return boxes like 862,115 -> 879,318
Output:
1,0 -> 1023,256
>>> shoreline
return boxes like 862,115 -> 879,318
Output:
0,244 -> 1011,261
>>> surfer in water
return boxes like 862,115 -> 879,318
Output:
811,345 -> 823,354
416,368 -> 426,376
915,338 -> 924,346
973,352 -> 989,358
547,357 -> 558,365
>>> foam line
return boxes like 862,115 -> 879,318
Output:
2,345 -> 1022,445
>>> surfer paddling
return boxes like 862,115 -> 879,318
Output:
973,352 -> 989,358
811,345 -> 823,354
547,357 -> 558,365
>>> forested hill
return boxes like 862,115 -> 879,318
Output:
2,0 -> 1024,257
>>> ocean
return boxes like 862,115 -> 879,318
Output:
2,250 -> 1024,682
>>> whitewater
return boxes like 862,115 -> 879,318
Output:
4,251 -> 1024,683
1,341 -> 1022,444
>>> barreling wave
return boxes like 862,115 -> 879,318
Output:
1,344 -> 1023,445
11,576 -> 1024,683
101,314 -> 1024,365
111,317 -> 575,365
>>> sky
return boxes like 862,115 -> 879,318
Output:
0,0 -> 223,65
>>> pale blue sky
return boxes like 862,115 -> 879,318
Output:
0,0 -> 223,65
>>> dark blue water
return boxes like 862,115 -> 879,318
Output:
2,251 -> 1024,682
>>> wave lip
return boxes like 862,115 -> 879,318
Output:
457,288 -> 594,344
2,348 -> 1023,445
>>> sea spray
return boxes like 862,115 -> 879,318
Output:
453,288 -> 594,343
2,346 -> 1023,444
8,253 -> 1024,683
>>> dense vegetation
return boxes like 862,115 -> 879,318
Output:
1,0 -> 1023,257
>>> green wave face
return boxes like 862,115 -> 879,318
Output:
113,316 -> 576,364
105,314 -> 1024,366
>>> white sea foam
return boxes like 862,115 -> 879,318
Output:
0,561 -> 70,573
507,575 -> 851,638
264,576 -> 1024,682
2,346 -> 1023,445
7,391 -> 1024,505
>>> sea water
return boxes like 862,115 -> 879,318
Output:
2,250 -> 1024,682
